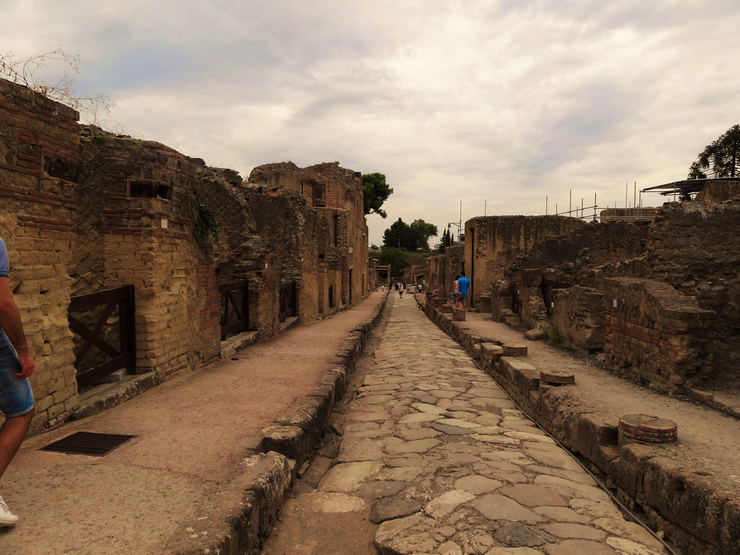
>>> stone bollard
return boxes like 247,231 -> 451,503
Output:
618,413 -> 677,448
452,308 -> 466,321
540,369 -> 575,385
439,304 -> 453,314
502,344 -> 528,357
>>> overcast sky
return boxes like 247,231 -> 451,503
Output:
2,0 -> 738,246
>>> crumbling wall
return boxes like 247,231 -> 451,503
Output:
249,161 -> 369,312
465,216 -> 587,306
603,277 -> 715,392
424,255 -> 444,291
444,245 -> 465,299
0,78 -> 80,433
518,220 -> 650,286
694,178 -> 740,203
551,286 -> 606,351
74,128 -> 219,382
646,201 -> 740,337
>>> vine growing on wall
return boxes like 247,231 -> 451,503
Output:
193,204 -> 223,246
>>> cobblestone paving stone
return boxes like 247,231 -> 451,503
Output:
322,296 -> 668,555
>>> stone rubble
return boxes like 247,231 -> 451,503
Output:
320,296 -> 669,555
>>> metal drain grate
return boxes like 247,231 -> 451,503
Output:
40,432 -> 137,456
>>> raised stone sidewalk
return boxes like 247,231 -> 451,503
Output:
303,294 -> 669,554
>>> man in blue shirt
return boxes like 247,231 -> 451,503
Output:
0,238 -> 36,526
457,271 -> 470,310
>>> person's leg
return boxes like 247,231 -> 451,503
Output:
0,408 -> 34,479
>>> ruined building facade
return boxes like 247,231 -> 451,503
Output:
0,77 -> 374,433
422,196 -> 740,397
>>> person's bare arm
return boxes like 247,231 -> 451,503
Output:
0,277 -> 35,379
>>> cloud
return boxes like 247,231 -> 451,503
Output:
1,0 -> 739,245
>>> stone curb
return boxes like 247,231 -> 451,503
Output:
161,292 -> 388,555
417,295 -> 740,555
260,291 -> 389,473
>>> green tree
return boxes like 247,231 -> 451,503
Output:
382,218 -> 438,251
362,173 -> 394,218
409,219 -> 438,250
435,227 -> 454,253
383,218 -> 411,249
688,124 -> 740,179
377,246 -> 409,277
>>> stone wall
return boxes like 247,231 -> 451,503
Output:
74,128 -> 218,382
249,161 -> 369,313
551,285 -> 606,351
646,201 -> 740,337
0,78 -> 80,433
464,216 -> 587,307
603,277 -> 715,393
443,245 -> 464,299
694,178 -> 740,203
518,220 -> 650,286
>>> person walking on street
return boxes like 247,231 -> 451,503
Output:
452,274 -> 460,307
399,282 -> 404,299
457,271 -> 470,310
0,237 -> 36,526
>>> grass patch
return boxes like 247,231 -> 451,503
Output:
543,325 -> 569,350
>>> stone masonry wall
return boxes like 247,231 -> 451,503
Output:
465,216 -> 587,307
249,161 -> 369,313
74,129 -> 219,382
0,78 -> 80,434
603,277 -> 715,393
694,178 -> 740,203
443,245 -> 464,300
646,201 -> 740,337
551,285 -> 606,351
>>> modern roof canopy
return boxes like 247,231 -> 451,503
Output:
642,177 -> 737,197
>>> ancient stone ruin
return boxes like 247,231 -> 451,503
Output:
0,77 -> 374,434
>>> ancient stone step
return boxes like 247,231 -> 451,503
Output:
502,344 -> 528,357
540,369 -> 576,385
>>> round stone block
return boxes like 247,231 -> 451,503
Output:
539,369 -> 575,385
618,413 -> 677,444
502,344 -> 528,357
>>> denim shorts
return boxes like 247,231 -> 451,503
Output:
0,343 -> 34,418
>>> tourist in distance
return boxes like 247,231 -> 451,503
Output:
0,237 -> 36,526
452,274 -> 460,306
399,282 -> 404,298
457,270 -> 470,310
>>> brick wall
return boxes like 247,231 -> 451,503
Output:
603,277 -> 715,393
250,161 -> 370,314
0,78 -> 80,433
74,128 -> 219,383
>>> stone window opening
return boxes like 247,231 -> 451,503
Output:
129,181 -> 171,200
44,155 -> 79,182
312,181 -> 326,208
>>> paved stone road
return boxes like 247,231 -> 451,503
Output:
268,295 -> 670,555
